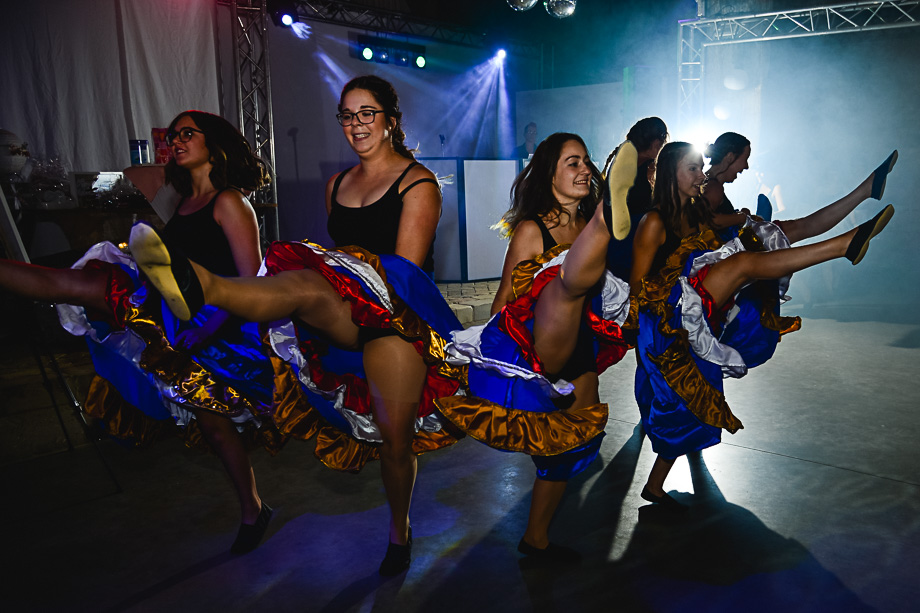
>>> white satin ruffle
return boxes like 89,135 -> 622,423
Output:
680,217 -> 792,379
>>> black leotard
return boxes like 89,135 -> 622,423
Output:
327,162 -> 438,274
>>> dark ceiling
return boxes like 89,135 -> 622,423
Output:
330,1 -> 700,88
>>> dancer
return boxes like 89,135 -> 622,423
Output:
438,133 -> 639,561
703,131 -> 898,244
630,141 -> 895,511
132,75 -> 460,577
602,117 -> 669,280
0,110 -> 276,553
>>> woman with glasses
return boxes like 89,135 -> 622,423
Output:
0,110 -> 277,555
130,75 -> 460,577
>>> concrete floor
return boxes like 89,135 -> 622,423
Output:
2,303 -> 919,612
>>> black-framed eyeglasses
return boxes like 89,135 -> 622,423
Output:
336,110 -> 385,127
166,127 -> 205,146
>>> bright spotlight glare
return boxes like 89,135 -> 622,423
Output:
496,49 -> 507,60
291,22 -> 311,40
362,46 -> 374,61
280,13 -> 293,26
713,105 -> 730,121
415,55 -> 426,68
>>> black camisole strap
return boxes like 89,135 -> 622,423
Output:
330,166 -> 352,204
398,177 -> 439,197
533,217 -> 558,252
331,162 -> 429,202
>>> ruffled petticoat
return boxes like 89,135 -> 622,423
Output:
635,219 -> 802,459
262,241 -> 465,472
56,242 -> 282,452
436,245 -> 637,481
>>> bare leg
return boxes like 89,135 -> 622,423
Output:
643,455 -> 677,498
523,479 -> 567,548
780,151 -> 896,243
702,228 -> 857,307
0,259 -> 109,312
193,263 -> 361,348
192,408 -> 262,524
363,335 -> 428,545
522,372 -> 599,549
533,206 -> 610,375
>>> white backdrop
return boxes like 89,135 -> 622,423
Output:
0,0 -> 221,172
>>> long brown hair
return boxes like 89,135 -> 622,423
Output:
652,142 -> 712,236
498,133 -> 603,236
163,111 -> 269,197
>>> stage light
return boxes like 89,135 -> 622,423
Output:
352,34 -> 425,69
268,0 -> 299,27
507,0 -> 539,10
496,49 -> 507,60
544,0 -> 576,19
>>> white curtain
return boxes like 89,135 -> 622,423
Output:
0,0 -> 221,172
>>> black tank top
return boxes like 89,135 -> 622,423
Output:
649,217 -> 682,277
327,162 -> 438,274
161,188 -> 239,277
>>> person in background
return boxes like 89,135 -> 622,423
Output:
511,122 -> 539,160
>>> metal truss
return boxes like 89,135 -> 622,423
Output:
221,0 -> 279,240
678,1 -> 920,129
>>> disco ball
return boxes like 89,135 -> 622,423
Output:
507,0 -> 539,10
544,0 -> 576,18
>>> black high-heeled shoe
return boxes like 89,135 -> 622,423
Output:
846,205 -> 894,265
129,223 -> 204,321
604,140 -> 638,240
871,150 -> 898,200
378,526 -> 412,576
230,502 -> 274,555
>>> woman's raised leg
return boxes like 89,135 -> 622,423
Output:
703,205 -> 893,307
780,151 -> 896,243
0,260 -> 109,312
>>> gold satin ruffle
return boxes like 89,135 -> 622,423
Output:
434,395 -> 608,456
81,296 -> 284,455
510,244 -> 570,300
84,375 -> 287,454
